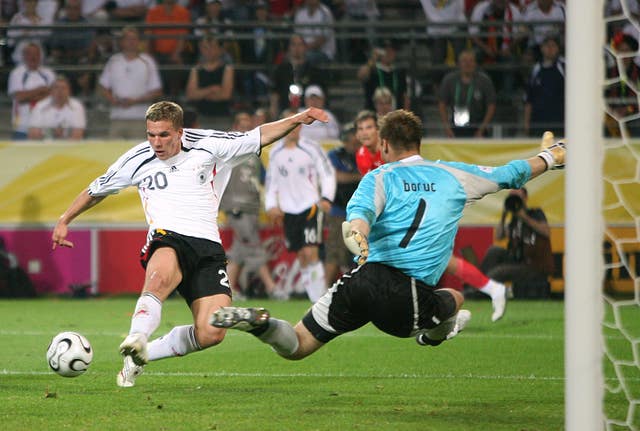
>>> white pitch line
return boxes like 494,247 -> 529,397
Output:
0,369 -> 566,381
3,369 -> 637,382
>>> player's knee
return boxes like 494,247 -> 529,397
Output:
194,325 -> 226,349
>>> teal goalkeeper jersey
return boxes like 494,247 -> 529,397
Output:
346,155 -> 531,285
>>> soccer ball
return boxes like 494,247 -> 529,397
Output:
46,331 -> 93,377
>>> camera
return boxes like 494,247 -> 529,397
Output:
504,194 -> 523,213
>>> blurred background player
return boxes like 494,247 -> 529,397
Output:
324,123 -> 361,286
354,110 -> 383,175
264,108 -> 336,303
221,111 -> 277,299
355,110 -> 506,321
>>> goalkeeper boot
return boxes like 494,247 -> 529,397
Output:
119,332 -> 148,366
488,281 -> 507,322
116,355 -> 144,388
209,307 -> 270,331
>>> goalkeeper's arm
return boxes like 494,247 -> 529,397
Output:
342,219 -> 370,266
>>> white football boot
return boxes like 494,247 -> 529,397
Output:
117,355 -> 144,388
119,333 -> 148,366
209,307 -> 270,331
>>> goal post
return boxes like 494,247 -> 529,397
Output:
565,1 -> 604,430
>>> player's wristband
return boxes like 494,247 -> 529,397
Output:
537,150 -> 554,171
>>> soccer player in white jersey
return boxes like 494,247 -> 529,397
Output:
51,101 -> 328,387
210,111 -> 565,359
264,108 -> 336,303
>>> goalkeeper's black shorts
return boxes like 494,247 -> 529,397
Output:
302,262 -> 457,343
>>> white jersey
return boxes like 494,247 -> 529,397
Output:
88,127 -> 262,244
98,52 -> 162,120
264,137 -> 336,214
28,96 -> 87,135
7,63 -> 56,133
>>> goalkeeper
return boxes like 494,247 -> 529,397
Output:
210,111 -> 565,358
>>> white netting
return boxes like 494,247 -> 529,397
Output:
603,2 -> 640,430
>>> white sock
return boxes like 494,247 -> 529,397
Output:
129,292 -> 162,338
301,261 -> 326,303
256,318 -> 299,357
147,325 -> 201,361
479,279 -> 503,299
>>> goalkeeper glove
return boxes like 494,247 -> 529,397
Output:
342,221 -> 369,266
537,131 -> 566,170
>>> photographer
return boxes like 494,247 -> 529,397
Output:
480,188 -> 554,298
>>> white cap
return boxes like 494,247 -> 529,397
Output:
304,85 -> 324,99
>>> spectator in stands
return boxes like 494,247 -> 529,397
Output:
98,26 -> 163,139
372,86 -> 394,117
419,0 -> 467,79
522,0 -> 565,63
523,34 -> 564,137
468,0 -> 523,94
145,0 -> 192,97
50,0 -> 97,97
293,0 -> 336,64
481,187 -> 553,298
299,85 -> 340,142
324,123 -> 361,285
238,0 -> 278,107
269,33 -> 325,120
7,0 -> 51,65
253,107 -> 270,127
221,111 -> 277,299
7,42 -> 55,140
334,0 -> 379,63
357,38 -> 409,112
438,49 -> 496,138
27,75 -> 86,140
185,35 -> 234,130
264,108 -> 336,303
194,0 -> 240,64
105,0 -> 149,22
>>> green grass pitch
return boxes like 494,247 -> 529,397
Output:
0,297 -> 622,430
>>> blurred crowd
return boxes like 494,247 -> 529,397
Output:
0,0 -> 635,139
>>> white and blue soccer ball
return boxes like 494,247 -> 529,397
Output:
46,331 -> 93,377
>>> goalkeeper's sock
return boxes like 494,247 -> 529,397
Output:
129,292 -> 162,338
251,318 -> 299,357
451,256 -> 490,289
147,324 -> 201,361
302,261 -> 327,303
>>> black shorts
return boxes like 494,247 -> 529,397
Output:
302,262 -> 457,343
140,229 -> 231,305
283,204 -> 323,252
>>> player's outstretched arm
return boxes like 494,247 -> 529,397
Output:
258,107 -> 329,147
52,190 -> 105,249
